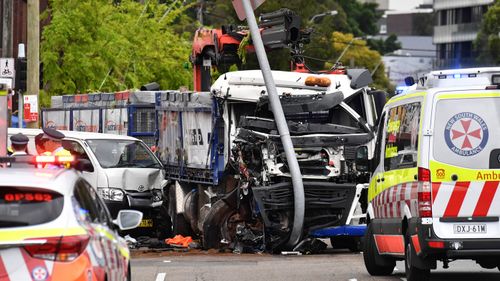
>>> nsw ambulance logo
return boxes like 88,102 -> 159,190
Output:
444,112 -> 488,156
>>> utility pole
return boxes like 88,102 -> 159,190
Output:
2,0 -> 13,57
26,0 -> 40,128
197,0 -> 204,25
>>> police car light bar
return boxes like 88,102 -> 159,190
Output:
0,155 -> 75,165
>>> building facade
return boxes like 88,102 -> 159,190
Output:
433,0 -> 494,68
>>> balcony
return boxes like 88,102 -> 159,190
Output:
433,22 -> 481,44
434,0 -> 494,10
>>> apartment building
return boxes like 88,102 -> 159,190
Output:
433,0 -> 494,68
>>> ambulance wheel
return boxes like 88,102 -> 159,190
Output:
405,231 -> 430,281
363,223 -> 395,276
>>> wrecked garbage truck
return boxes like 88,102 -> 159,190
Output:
156,69 -> 386,251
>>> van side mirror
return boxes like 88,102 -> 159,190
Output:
355,146 -> 369,172
113,210 -> 143,231
75,159 -> 94,172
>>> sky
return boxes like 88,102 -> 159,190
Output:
389,0 -> 432,11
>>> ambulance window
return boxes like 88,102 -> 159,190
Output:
384,102 -> 421,171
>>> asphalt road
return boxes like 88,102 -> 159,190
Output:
131,249 -> 500,281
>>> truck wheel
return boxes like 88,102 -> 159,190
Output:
405,231 -> 430,281
168,186 -> 192,236
363,223 -> 395,276
202,199 -> 237,249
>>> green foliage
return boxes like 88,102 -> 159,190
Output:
367,34 -> 402,55
475,0 -> 500,65
41,0 -> 193,96
328,32 -> 391,91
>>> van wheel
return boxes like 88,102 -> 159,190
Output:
363,223 -> 395,275
405,231 -> 430,281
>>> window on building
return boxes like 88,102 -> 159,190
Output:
439,10 -> 447,26
461,7 -> 472,23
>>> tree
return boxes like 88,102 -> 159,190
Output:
475,1 -> 500,65
41,0 -> 193,98
367,34 -> 402,55
329,32 -> 391,91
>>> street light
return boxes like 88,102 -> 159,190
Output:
309,10 -> 338,24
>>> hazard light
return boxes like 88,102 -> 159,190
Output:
427,241 -> 444,249
305,76 -> 331,87
24,235 -> 90,262
35,155 -> 75,164
418,168 -> 432,218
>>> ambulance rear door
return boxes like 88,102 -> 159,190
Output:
430,90 -> 500,239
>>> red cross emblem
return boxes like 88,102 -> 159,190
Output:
451,119 -> 482,149
32,266 -> 48,281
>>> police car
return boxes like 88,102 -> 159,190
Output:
359,67 -> 500,281
0,156 -> 142,281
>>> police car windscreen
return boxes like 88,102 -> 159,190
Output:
0,187 -> 64,227
433,96 -> 500,169
86,139 -> 161,169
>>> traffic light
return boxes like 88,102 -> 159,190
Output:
15,58 -> 27,92
259,9 -> 301,49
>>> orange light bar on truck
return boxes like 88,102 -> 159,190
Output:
305,76 -> 331,87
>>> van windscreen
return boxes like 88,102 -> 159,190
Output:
433,96 -> 500,169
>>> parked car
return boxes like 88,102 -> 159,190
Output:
8,128 -> 168,237
0,156 -> 142,280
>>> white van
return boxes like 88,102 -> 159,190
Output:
360,67 -> 500,281
8,128 -> 168,234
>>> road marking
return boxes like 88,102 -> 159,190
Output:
163,260 -> 171,263
348,279 -> 357,281
400,278 -> 407,281
155,272 -> 166,281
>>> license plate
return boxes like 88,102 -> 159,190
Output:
138,219 -> 153,228
453,224 -> 487,234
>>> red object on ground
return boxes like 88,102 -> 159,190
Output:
166,235 -> 193,248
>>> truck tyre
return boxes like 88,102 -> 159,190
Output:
168,186 -> 192,236
363,223 -> 395,276
405,231 -> 430,281
202,199 -> 235,249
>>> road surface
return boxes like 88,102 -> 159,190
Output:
131,249 -> 500,281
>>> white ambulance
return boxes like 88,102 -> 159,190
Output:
360,67 -> 500,281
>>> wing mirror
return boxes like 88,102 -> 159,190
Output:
355,146 -> 370,172
113,210 -> 143,231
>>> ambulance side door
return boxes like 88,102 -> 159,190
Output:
369,110 -> 387,214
